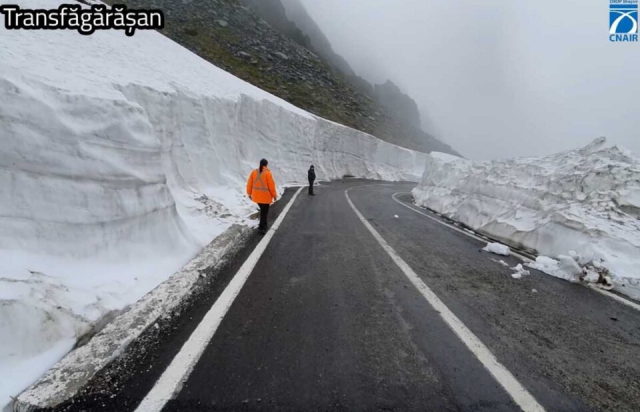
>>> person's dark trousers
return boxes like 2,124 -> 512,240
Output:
258,203 -> 270,232
308,181 -> 314,195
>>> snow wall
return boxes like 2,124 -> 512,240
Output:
0,0 -> 426,407
412,138 -> 640,299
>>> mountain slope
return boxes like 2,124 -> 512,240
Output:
242,0 -> 457,155
106,0 -> 460,156
278,0 -> 362,84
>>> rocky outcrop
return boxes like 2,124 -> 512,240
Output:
373,80 -> 422,129
237,0 -> 311,49
278,1 -> 354,77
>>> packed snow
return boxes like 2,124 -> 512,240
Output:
413,137 -> 640,299
510,264 -> 530,280
0,0 -> 427,408
489,258 -> 529,279
526,255 -> 583,283
526,253 -> 613,288
482,242 -> 511,256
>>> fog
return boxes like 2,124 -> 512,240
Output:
297,0 -> 640,160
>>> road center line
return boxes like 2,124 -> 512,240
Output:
345,187 -> 546,412
135,187 -> 304,412
392,192 -> 640,313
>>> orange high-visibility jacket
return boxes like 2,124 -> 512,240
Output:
246,167 -> 277,204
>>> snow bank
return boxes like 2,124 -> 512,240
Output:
0,0 -> 426,407
413,138 -> 640,299
527,255 -> 583,283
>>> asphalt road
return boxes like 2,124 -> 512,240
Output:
58,180 -> 640,412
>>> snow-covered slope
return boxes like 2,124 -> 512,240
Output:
0,0 -> 426,407
413,138 -> 640,299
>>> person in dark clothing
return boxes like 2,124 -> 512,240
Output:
308,165 -> 316,196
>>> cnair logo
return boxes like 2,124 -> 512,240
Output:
610,0 -> 638,42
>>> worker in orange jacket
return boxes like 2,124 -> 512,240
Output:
246,159 -> 278,234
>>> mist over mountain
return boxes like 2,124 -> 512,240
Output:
373,80 -> 422,129
278,0 -> 367,90
239,0 -> 444,153
237,0 -> 312,49
289,0 -> 640,160
278,0 -> 421,129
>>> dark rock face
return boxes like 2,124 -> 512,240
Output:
105,0 -> 460,156
277,0 -> 426,132
373,80 -> 422,129
278,0 -> 362,85
237,0 -> 311,49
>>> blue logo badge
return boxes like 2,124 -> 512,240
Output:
610,0 -> 638,42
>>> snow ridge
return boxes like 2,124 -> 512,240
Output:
413,138 -> 640,299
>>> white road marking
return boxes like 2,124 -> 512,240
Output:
390,192 -> 534,261
346,188 -> 546,412
588,285 -> 640,312
135,187 -> 304,412
391,192 -> 640,313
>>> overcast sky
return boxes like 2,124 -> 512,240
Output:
296,0 -> 640,160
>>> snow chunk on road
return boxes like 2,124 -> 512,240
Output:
482,242 -> 511,256
413,139 -> 640,299
527,254 -> 613,289
510,264 -> 530,279
527,256 -> 580,283
527,254 -> 583,282
491,258 -> 529,279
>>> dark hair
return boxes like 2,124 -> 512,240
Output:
310,165 -> 314,169
259,158 -> 268,173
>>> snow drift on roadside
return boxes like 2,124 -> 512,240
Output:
0,0 -> 427,407
412,138 -> 640,299
482,242 -> 510,256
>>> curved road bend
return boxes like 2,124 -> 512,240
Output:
61,180 -> 640,412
